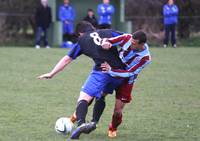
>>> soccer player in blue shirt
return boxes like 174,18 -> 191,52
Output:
163,0 -> 179,48
59,0 -> 76,43
97,0 -> 115,29
37,21 -> 125,139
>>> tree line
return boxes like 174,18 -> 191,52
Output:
0,0 -> 199,44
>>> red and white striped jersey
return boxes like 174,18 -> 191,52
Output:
107,34 -> 151,83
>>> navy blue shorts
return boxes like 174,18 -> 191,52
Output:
81,70 -> 124,98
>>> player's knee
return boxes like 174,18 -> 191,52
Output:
78,91 -> 93,103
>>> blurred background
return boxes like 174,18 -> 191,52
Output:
0,0 -> 199,46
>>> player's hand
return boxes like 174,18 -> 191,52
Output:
101,62 -> 111,73
101,38 -> 112,50
37,73 -> 53,80
65,20 -> 69,24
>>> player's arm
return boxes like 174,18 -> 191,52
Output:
58,6 -> 67,22
172,5 -> 179,16
163,5 -> 178,17
37,56 -> 72,79
67,6 -> 76,22
101,56 -> 151,78
101,34 -> 132,50
107,5 -> 115,15
97,5 -> 107,16
37,43 -> 82,79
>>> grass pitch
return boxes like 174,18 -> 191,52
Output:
0,47 -> 200,141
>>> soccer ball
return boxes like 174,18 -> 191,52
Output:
55,117 -> 73,135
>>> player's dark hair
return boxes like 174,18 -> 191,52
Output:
88,8 -> 94,12
132,31 -> 147,44
75,21 -> 95,36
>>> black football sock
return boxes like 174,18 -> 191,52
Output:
91,96 -> 106,123
76,100 -> 88,126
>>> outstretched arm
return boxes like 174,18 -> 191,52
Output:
37,43 -> 82,79
37,55 -> 72,79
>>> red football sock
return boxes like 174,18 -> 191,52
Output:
109,112 -> 122,131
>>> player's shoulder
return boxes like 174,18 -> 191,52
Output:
144,43 -> 151,60
118,33 -> 132,40
123,33 -> 132,37
163,4 -> 169,9
59,5 -> 66,10
98,3 -> 104,7
173,4 -> 178,9
144,43 -> 149,48
144,43 -> 150,52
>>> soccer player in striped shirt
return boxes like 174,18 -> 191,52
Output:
100,31 -> 151,138
69,31 -> 151,138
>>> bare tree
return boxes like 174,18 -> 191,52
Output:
0,0 -> 39,44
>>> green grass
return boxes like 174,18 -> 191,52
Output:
179,36 -> 200,47
0,47 -> 200,141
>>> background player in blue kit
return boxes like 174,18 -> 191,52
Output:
59,0 -> 76,44
163,0 -> 179,48
97,0 -> 115,29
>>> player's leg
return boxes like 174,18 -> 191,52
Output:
61,24 -> 70,47
70,93 -> 107,127
91,95 -> 106,123
108,80 -> 134,138
69,95 -> 103,138
70,93 -> 107,124
68,23 -> 74,42
163,24 -> 170,47
75,91 -> 93,126
70,71 -> 109,139
70,98 -> 94,123
71,71 -> 108,125
91,77 -> 124,124
72,94 -> 107,136
171,24 -> 176,47
70,91 -> 96,139
35,26 -> 42,48
43,28 -> 50,48
108,99 -> 125,138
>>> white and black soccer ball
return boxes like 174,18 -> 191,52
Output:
55,117 -> 73,135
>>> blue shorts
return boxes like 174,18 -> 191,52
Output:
103,80 -> 121,94
81,70 -> 124,99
